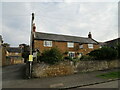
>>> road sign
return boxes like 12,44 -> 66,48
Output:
29,55 -> 33,61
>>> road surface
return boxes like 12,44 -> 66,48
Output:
2,64 -> 119,89
80,80 -> 119,88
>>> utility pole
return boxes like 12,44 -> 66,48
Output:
30,13 -> 34,55
27,13 -> 34,79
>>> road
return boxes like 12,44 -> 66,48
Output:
80,80 -> 119,88
2,64 -> 120,89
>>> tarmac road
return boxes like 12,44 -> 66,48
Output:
80,80 -> 119,88
2,63 -> 120,89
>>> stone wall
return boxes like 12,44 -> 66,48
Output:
32,61 -> 74,78
32,60 -> 120,78
76,60 -> 120,72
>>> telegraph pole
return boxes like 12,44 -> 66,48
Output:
27,13 -> 34,79
30,13 -> 34,55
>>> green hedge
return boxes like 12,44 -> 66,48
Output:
40,48 -> 63,65
88,47 -> 117,60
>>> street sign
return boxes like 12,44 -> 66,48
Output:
29,55 -> 33,61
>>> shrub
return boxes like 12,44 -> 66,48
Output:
89,47 -> 117,60
64,56 -> 72,61
40,48 -> 63,65
80,55 -> 95,60
117,44 -> 120,58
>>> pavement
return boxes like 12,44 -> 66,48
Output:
2,64 -> 120,89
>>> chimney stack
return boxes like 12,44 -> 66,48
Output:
88,32 -> 92,38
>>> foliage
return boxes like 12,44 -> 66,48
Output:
116,44 -> 120,58
20,44 -> 30,63
97,71 -> 120,79
40,48 -> 63,65
80,55 -> 96,60
64,51 -> 68,55
2,43 -> 10,47
64,56 -> 73,61
88,47 -> 117,60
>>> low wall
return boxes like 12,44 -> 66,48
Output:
32,61 -> 74,78
32,60 -> 120,78
76,60 -> 120,72
5,58 -> 24,66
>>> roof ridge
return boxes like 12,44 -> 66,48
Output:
34,32 -> 98,44
35,32 -> 88,39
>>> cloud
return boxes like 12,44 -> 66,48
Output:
1,2 -> 118,46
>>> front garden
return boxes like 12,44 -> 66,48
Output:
24,44 -> 120,78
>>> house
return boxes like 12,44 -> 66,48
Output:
0,35 -> 6,66
104,38 -> 120,48
0,35 -> 3,47
6,47 -> 24,65
33,31 -> 100,58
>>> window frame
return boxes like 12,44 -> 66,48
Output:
88,44 -> 93,49
43,40 -> 52,47
68,52 -> 75,58
67,42 -> 74,48
79,44 -> 83,49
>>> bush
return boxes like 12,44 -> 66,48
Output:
64,56 -> 73,61
40,48 -> 63,65
89,47 -> 117,60
117,44 -> 120,58
80,55 -> 95,60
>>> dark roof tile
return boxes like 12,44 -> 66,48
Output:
34,32 -> 98,44
6,47 -> 21,53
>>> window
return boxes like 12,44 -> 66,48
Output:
88,44 -> 93,48
79,44 -> 83,49
44,41 -> 52,47
15,53 -> 18,55
68,52 -> 75,58
67,42 -> 74,48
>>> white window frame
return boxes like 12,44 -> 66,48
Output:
88,44 -> 93,49
44,41 -> 52,47
67,42 -> 74,48
15,52 -> 19,55
79,44 -> 83,49
68,52 -> 75,58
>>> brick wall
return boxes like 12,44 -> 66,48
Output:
34,40 -> 100,55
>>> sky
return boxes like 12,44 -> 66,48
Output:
0,0 -> 119,46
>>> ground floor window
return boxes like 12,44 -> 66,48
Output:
68,52 -> 75,58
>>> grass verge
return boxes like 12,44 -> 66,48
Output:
97,71 -> 120,79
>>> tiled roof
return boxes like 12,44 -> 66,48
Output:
34,32 -> 99,44
104,38 -> 120,46
6,47 -> 21,53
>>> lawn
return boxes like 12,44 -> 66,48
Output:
97,71 -> 120,79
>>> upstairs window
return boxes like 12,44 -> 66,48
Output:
44,41 -> 52,47
88,44 -> 93,48
67,42 -> 74,48
79,44 -> 83,49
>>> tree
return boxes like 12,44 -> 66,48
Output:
19,44 -> 30,63
117,44 -> 120,58
2,43 -> 10,47
89,47 -> 117,60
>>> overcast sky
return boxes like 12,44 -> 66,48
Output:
0,0 -> 119,46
